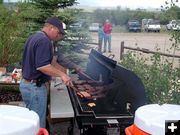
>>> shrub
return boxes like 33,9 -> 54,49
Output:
121,51 -> 180,104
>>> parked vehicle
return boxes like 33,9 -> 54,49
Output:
69,22 -> 82,30
144,19 -> 161,32
166,20 -> 180,31
127,20 -> 141,32
141,18 -> 153,31
89,23 -> 99,32
69,19 -> 88,30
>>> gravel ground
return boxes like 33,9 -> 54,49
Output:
89,32 -> 180,67
90,32 -> 173,60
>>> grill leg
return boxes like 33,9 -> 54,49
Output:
68,118 -> 75,135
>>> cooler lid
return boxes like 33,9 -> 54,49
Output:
134,104 -> 180,135
0,105 -> 40,135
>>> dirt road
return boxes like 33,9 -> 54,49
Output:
90,32 -> 176,62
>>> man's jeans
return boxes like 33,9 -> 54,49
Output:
104,33 -> 112,52
20,79 -> 47,128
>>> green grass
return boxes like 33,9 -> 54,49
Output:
112,25 -> 127,33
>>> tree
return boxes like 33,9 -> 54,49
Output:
0,4 -> 26,66
0,0 -> 80,67
28,0 -> 78,28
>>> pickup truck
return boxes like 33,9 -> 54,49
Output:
127,20 -> 141,32
144,20 -> 161,32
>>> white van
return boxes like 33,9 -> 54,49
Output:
89,23 -> 99,32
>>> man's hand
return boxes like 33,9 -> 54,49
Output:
61,74 -> 73,86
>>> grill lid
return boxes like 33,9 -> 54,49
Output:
83,49 -> 117,84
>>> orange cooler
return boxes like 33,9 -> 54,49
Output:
125,124 -> 150,135
125,104 -> 180,135
36,128 -> 49,135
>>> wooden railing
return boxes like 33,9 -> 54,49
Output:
120,41 -> 180,60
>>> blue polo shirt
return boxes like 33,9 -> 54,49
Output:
22,31 -> 53,81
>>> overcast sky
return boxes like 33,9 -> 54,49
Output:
3,0 -> 180,9
76,0 -> 180,9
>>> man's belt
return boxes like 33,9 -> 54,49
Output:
23,78 -> 49,87
23,78 -> 37,83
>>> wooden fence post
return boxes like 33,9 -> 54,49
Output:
120,41 -> 124,60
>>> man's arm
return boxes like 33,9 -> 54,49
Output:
52,56 -> 67,73
37,64 -> 72,86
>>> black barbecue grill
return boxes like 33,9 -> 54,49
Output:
68,49 -> 147,135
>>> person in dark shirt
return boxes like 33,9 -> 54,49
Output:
20,17 -> 79,128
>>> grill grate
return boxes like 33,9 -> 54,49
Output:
81,104 -> 93,112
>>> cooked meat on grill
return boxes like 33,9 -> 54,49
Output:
85,88 -> 96,93
77,87 -> 85,91
76,85 -> 83,88
75,85 -> 85,89
73,80 -> 87,85
90,89 -> 105,96
77,92 -> 84,98
77,91 -> 91,98
87,80 -> 96,84
87,80 -> 104,85
95,86 -> 104,91
83,84 -> 94,90
86,86 -> 107,95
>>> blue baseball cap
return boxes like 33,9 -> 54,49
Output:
45,17 -> 65,35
